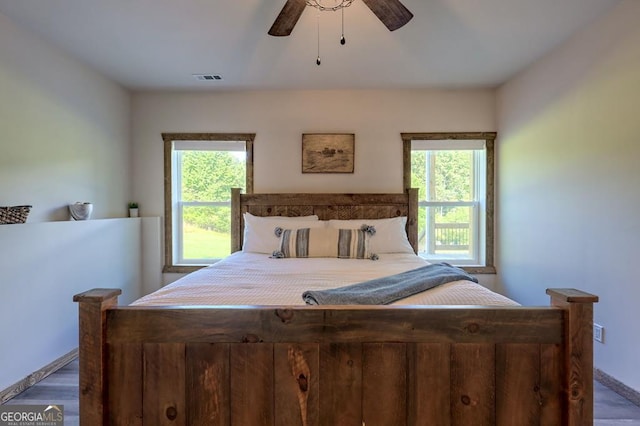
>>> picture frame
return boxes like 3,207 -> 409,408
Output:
301,133 -> 355,173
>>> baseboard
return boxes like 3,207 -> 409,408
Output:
0,348 -> 78,404
595,368 -> 640,407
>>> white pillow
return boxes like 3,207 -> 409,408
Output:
242,212 -> 323,253
327,217 -> 414,254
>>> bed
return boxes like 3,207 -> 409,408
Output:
74,189 -> 598,425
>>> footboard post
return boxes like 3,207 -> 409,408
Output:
546,288 -> 599,426
73,288 -> 121,426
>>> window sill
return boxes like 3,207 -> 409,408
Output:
462,266 -> 496,274
163,265 -> 206,274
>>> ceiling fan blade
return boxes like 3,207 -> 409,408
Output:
268,0 -> 307,36
361,0 -> 414,31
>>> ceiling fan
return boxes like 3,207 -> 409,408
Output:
268,0 -> 414,37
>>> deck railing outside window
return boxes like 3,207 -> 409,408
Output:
417,201 -> 478,263
433,223 -> 470,251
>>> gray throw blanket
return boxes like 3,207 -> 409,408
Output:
302,263 -> 478,305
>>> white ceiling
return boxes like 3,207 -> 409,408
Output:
0,0 -> 621,91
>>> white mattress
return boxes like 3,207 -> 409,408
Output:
133,252 -> 518,307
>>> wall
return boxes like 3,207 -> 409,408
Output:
131,89 -> 497,287
0,11 -> 139,391
0,12 -> 131,222
0,219 -> 143,392
497,0 -> 640,391
132,89 -> 495,198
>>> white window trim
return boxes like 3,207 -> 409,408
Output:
414,148 -> 485,266
172,148 -> 241,266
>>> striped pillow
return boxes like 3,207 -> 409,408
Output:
275,227 -> 374,259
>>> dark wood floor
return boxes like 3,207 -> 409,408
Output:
2,359 -> 80,425
3,358 -> 640,425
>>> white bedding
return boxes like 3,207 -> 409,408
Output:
133,252 -> 518,307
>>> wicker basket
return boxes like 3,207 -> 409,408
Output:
0,205 -> 32,224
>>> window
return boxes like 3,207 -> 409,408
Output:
402,133 -> 495,273
163,133 -> 254,273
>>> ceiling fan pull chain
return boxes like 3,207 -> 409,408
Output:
316,12 -> 322,65
340,7 -> 346,45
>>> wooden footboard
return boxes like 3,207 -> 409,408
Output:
74,288 -> 597,426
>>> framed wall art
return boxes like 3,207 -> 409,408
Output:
301,133 -> 355,173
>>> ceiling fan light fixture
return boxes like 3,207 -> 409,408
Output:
268,0 -> 412,37
305,0 -> 354,12
269,0 -> 413,65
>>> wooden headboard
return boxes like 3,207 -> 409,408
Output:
230,188 -> 418,253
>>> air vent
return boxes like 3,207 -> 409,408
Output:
193,74 -> 223,81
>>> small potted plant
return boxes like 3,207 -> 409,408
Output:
128,202 -> 139,218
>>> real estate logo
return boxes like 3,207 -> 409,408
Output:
0,405 -> 64,426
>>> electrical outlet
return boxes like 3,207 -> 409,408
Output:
594,323 -> 604,343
